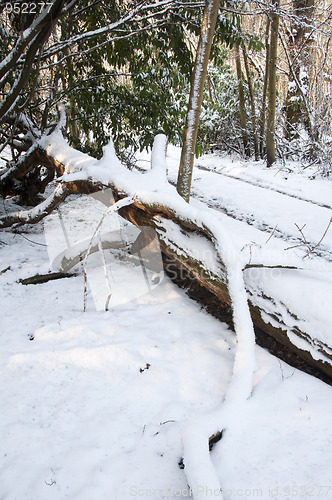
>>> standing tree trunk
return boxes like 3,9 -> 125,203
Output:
177,0 -> 220,203
259,17 -> 270,158
242,43 -> 259,160
61,19 -> 80,148
234,43 -> 250,158
266,0 -> 280,167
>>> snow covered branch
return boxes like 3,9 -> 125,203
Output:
0,182 -> 72,228
40,0 -> 203,61
0,0 -> 77,124
1,116 -> 331,380
0,0 -> 68,83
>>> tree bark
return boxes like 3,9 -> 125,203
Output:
242,43 -> 259,160
259,18 -> 271,158
266,0 -> 280,167
234,43 -> 250,158
177,0 -> 220,202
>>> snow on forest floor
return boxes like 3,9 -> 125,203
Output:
1,149 -> 332,500
138,146 -> 332,258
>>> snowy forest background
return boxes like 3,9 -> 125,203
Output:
1,0 -> 331,186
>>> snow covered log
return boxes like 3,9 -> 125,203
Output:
1,108 -> 331,384
117,202 -> 332,384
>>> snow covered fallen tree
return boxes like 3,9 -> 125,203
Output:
1,104 -> 332,388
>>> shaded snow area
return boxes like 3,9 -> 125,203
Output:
1,156 -> 332,500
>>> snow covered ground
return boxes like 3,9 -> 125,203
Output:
1,149 -> 332,500
142,146 -> 332,258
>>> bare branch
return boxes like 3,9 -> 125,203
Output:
285,219 -> 332,258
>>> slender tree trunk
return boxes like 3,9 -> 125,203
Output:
259,17 -> 270,158
62,19 -> 79,147
207,73 -> 215,105
242,44 -> 259,160
176,0 -> 220,203
234,43 -> 250,158
266,0 -> 280,167
69,97 -> 79,145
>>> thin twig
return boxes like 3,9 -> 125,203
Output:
285,219 -> 332,258
97,234 -> 112,311
303,217 -> 332,259
265,224 -> 278,244
83,196 -> 135,312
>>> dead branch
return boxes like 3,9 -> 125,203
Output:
83,196 -> 135,312
0,266 -> 11,275
303,217 -> 332,258
0,183 -> 73,229
285,218 -> 332,258
19,271 -> 75,285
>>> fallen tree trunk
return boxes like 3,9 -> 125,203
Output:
116,203 -> 332,384
1,105 -> 331,384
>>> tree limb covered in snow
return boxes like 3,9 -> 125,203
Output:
0,182 -> 72,228
1,106 -> 331,384
0,0 -> 77,124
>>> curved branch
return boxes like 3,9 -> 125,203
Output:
0,0 -> 68,82
41,0 -> 175,60
0,23 -> 55,123
0,104 -> 67,183
0,182 -> 72,228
